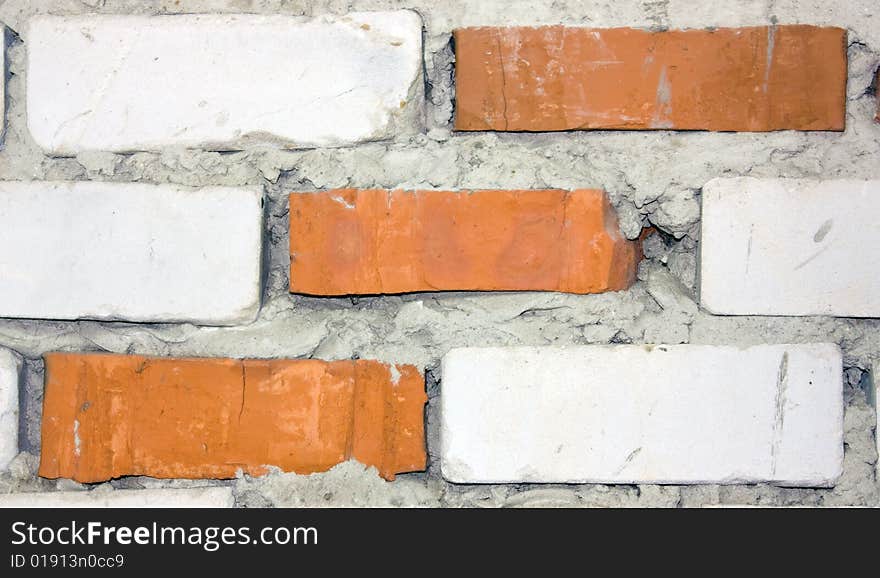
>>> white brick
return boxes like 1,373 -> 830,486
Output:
0,181 -> 262,324
0,487 -> 234,508
26,12 -> 423,154
0,347 -> 20,472
441,344 -> 843,486
700,177 -> 880,317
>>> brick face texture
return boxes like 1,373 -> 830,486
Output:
1,4 -> 877,509
441,344 -> 845,485
0,181 -> 263,325
289,189 -> 641,295
700,178 -> 880,317
454,25 -> 847,132
26,13 -> 424,153
39,354 -> 427,482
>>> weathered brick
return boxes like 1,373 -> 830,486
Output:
289,189 -> 640,295
0,181 -> 262,324
27,12 -> 423,153
39,353 -> 426,483
700,178 -> 880,317
0,487 -> 234,508
454,25 -> 845,132
441,344 -> 843,485
0,347 -> 20,472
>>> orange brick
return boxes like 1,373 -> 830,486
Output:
454,25 -> 846,132
289,189 -> 640,295
39,353 -> 426,482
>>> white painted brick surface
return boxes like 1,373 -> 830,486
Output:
0,487 -> 234,508
700,177 -> 880,317
0,347 -> 20,472
441,344 -> 843,486
0,181 -> 262,324
26,12 -> 423,154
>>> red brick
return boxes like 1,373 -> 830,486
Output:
454,25 -> 846,132
289,189 -> 641,295
39,353 -> 426,482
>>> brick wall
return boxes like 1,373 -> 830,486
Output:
0,0 -> 877,508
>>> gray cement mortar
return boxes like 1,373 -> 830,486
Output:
0,0 -> 877,507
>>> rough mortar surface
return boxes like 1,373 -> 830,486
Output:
0,0 -> 877,508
